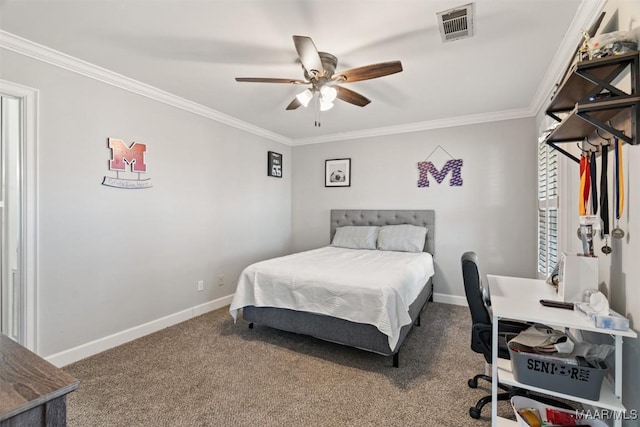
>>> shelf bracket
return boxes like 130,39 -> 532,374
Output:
547,111 -> 563,123
576,111 -> 634,144
577,63 -> 630,101
547,141 -> 580,163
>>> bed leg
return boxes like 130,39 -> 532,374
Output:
393,352 -> 399,368
248,322 -> 254,329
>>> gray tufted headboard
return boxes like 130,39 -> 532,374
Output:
330,209 -> 435,255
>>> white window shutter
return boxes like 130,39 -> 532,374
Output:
538,133 -> 559,276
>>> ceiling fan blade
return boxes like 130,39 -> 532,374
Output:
286,98 -> 302,110
335,86 -> 371,107
292,35 -> 324,77
334,61 -> 403,83
235,77 -> 306,84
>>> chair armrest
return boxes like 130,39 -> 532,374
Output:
472,323 -> 522,362
498,319 -> 530,335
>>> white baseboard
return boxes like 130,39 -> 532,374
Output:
45,294 -> 234,368
433,293 -> 467,306
46,292 -> 465,367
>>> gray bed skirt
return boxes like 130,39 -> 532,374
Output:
242,277 -> 433,362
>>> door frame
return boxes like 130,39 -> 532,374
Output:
0,79 -> 39,352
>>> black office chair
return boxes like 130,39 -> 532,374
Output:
461,251 -> 529,419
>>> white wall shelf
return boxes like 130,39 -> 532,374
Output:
544,51 -> 640,163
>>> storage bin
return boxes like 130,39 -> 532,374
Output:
508,343 -> 608,401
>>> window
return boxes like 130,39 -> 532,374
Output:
537,130 -> 559,277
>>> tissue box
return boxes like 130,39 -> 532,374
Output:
575,303 -> 630,331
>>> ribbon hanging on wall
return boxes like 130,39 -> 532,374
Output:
599,144 -> 609,234
589,150 -> 598,215
611,136 -> 625,239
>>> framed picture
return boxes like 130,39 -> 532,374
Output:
325,158 -> 351,187
267,151 -> 282,178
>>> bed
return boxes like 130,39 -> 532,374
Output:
229,209 -> 435,367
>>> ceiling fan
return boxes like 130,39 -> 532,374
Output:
235,35 -> 403,126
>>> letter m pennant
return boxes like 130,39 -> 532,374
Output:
108,138 -> 147,173
417,159 -> 463,187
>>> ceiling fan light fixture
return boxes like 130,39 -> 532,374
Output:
320,85 -> 337,102
296,88 -> 314,107
319,98 -> 334,111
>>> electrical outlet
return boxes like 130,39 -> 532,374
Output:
217,274 -> 225,287
197,280 -> 204,292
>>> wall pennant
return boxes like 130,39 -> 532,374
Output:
417,145 -> 463,187
102,138 -> 152,189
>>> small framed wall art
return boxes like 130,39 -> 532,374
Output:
267,151 -> 283,178
325,158 -> 351,187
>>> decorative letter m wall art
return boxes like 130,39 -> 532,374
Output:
417,145 -> 463,187
102,137 -> 153,189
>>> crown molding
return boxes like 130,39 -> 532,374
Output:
0,30 -> 293,146
292,107 -> 534,145
530,0 -> 607,117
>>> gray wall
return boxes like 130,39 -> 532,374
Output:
0,50 -> 292,356
291,118 -> 538,299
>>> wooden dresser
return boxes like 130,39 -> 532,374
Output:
0,334 -> 79,426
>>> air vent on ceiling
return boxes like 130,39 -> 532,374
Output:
437,3 -> 474,43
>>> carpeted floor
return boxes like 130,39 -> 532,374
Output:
63,302 -> 518,426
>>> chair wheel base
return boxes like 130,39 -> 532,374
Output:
469,407 -> 481,419
468,378 -> 478,388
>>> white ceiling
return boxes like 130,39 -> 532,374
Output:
0,0 -> 594,143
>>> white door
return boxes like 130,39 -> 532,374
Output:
0,80 -> 38,352
0,95 -> 23,342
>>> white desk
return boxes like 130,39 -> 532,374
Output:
487,275 -> 637,427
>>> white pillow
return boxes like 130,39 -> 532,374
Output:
331,226 -> 379,250
377,224 -> 428,253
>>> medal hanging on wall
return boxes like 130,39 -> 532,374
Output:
576,143 -> 604,252
590,150 -> 598,216
577,150 -> 592,240
611,136 -> 625,239
585,149 -> 599,257
599,143 -> 611,254
579,152 -> 589,216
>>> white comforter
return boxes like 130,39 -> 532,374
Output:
229,246 -> 435,349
